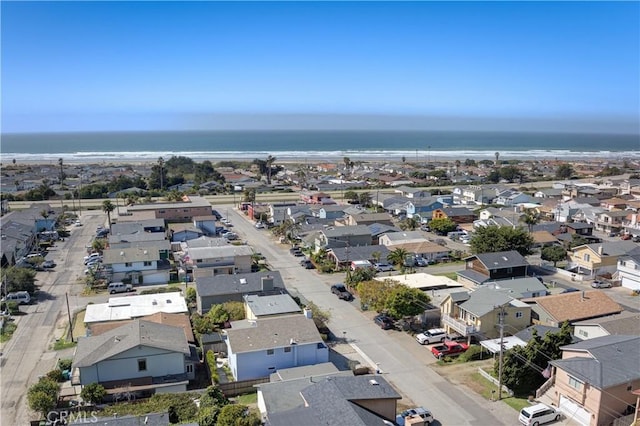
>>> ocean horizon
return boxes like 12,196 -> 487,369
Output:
1,130 -> 638,163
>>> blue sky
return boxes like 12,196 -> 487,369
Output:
1,1 -> 639,133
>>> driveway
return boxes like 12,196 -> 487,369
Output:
225,206 -> 515,425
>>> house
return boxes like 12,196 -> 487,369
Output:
431,207 -> 477,224
572,311 -> 640,340
592,210 -> 628,234
440,287 -> 531,339
523,291 -> 622,327
225,315 -> 329,381
110,219 -> 167,235
327,245 -> 391,270
494,189 -> 531,206
344,212 -> 394,227
311,204 -> 346,220
394,186 -> 431,198
123,195 -> 212,223
483,277 -> 549,299
384,240 -> 451,263
196,272 -> 286,314
541,335 -> 640,426
71,320 -> 196,394
457,251 -> 530,287
316,225 -> 372,250
366,223 -> 401,245
185,245 -> 254,275
169,224 -> 203,242
405,198 -> 443,221
84,293 -> 189,324
258,374 -> 401,425
102,246 -> 170,285
568,241 -> 638,278
617,247 -> 640,291
378,230 -> 425,247
192,215 -> 218,236
244,294 -> 302,320
87,312 -> 196,343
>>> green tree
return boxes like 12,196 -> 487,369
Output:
499,165 -> 523,183
198,405 -> 221,426
3,267 -> 37,294
385,286 -> 431,319
347,267 -> 376,285
541,245 -> 567,266
344,190 -> 359,203
356,279 -> 398,313
428,218 -> 458,235
216,404 -> 261,426
597,166 -> 622,177
568,234 -> 589,249
27,378 -> 59,418
222,301 -> 245,321
520,209 -> 540,232
80,382 -> 106,404
186,287 -> 197,305
399,217 -> 419,231
304,301 -> 331,331
266,155 -> 276,185
200,385 -> 229,408
191,312 -> 219,336
497,322 -> 572,396
387,248 -> 409,267
555,163 -> 574,179
470,225 -> 534,256
358,192 -> 372,207
207,304 -> 230,325
102,200 -> 115,231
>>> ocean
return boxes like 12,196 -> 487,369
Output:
1,130 -> 638,163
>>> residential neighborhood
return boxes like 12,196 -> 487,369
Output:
1,157 -> 640,426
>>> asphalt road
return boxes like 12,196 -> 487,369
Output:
0,211 -> 106,425
223,206 -> 515,425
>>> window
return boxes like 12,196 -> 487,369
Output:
267,349 -> 274,355
138,359 -> 147,371
125,262 -> 133,267
506,267 -> 513,274
186,364 -> 193,374
143,261 -> 152,266
583,253 -> 590,262
515,311 -> 523,318
578,329 -> 589,338
568,376 -> 583,390
183,209 -> 189,213
284,347 -> 292,353
158,210 -> 165,214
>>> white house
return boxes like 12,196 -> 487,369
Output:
378,230 -> 425,247
185,245 -> 254,275
573,311 -> 640,341
617,249 -> 640,291
72,320 -> 195,394
102,247 -> 169,285
225,315 -> 329,381
84,292 -> 188,324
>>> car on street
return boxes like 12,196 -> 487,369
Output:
374,314 -> 395,330
591,280 -> 612,289
561,287 -> 580,294
300,259 -> 315,269
290,247 -> 304,257
255,222 -> 266,229
396,407 -> 434,425
330,283 -> 353,301
374,262 -> 394,272
42,260 -> 56,269
431,341 -> 469,359
74,220 -> 83,227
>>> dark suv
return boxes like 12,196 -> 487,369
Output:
374,314 -> 395,330
330,284 -> 353,301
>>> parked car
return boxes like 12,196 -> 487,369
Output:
591,280 -> 612,289
431,341 -> 469,359
74,220 -> 83,227
414,257 -> 429,267
518,403 -> 561,426
2,291 -> 31,305
561,287 -> 580,294
415,328 -> 448,345
330,284 -> 353,301
107,282 -> 134,294
374,314 -> 395,330
300,259 -> 315,269
374,262 -> 394,272
42,260 -> 56,269
255,222 -> 265,229
396,407 -> 434,425
290,247 -> 304,257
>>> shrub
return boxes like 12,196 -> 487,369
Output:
80,383 -> 106,404
458,345 -> 484,362
206,350 -> 219,384
58,359 -> 73,371
27,378 -> 59,418
46,369 -> 64,382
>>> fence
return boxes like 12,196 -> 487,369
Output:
218,377 -> 269,397
477,368 -> 513,397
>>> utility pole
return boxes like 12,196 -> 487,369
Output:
497,305 -> 505,400
66,293 -> 74,342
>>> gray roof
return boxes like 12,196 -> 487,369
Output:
73,320 -> 189,368
572,311 -> 640,336
225,315 -> 323,353
582,241 -> 639,257
381,230 -> 425,242
269,362 -> 341,382
449,291 -> 471,303
457,269 -> 492,285
471,250 -> 529,269
323,225 -> 371,238
329,245 -> 391,263
111,219 -> 166,234
103,246 -> 161,264
439,206 -> 476,217
185,236 -> 231,248
264,375 -> 400,425
459,287 -> 514,317
367,223 -> 401,236
484,277 -> 548,298
514,325 -> 581,344
551,335 -> 640,389
244,294 -> 302,317
196,271 -> 285,297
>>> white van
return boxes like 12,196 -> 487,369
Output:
3,291 -> 31,305
415,328 -> 448,345
518,403 -> 560,426
446,231 -> 467,240
107,282 -> 134,294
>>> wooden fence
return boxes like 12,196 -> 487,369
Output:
218,377 -> 269,397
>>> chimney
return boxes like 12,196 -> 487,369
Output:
303,308 -> 313,319
581,290 -> 585,301
261,275 -> 274,292
597,246 -> 603,255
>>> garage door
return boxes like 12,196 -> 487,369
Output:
559,395 -> 591,426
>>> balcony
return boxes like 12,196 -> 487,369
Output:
442,313 -> 477,336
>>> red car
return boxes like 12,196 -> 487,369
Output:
431,341 -> 469,359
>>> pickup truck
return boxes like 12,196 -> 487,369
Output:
431,341 -> 469,359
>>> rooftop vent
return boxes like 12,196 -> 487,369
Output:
369,379 -> 379,386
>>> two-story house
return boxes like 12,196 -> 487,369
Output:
573,311 -> 640,341
440,286 -> 531,339
540,335 -> 640,426
523,291 -> 622,327
344,212 -> 394,227
593,210 -> 628,234
225,314 -> 329,381
431,207 -> 477,224
316,226 -> 372,250
102,246 -> 170,285
457,251 -> 530,287
617,248 -> 640,291
568,241 -> 638,278
405,198 -> 443,222
185,245 -> 253,275
123,196 -> 212,223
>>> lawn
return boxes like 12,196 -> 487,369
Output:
236,392 -> 258,405
434,272 -> 459,280
0,322 -> 17,343
469,372 -> 530,411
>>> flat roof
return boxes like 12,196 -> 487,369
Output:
375,272 -> 463,290
84,292 -> 188,323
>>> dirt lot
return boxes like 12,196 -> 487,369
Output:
431,358 -> 495,394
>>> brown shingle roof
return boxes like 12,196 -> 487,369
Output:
524,291 -> 622,323
88,312 -> 195,343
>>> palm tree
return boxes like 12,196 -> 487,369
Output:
58,158 -> 65,187
494,152 -> 500,167
158,157 -> 165,191
102,200 -> 115,231
266,155 -> 276,185
387,248 -> 409,267
520,208 -> 540,232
